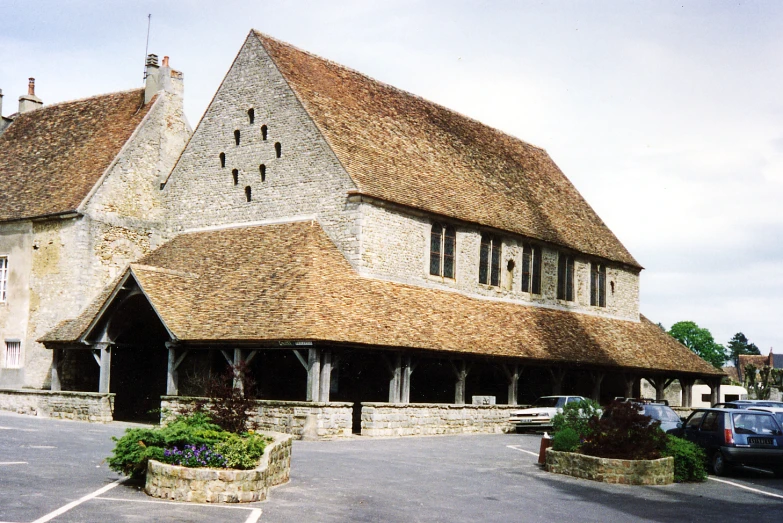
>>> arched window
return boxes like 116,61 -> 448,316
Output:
248,108 -> 255,124
259,164 -> 266,182
429,223 -> 456,278
479,234 -> 501,287
234,130 -> 240,146
232,169 -> 239,185
219,152 -> 226,168
245,186 -> 252,202
261,125 -> 268,141
557,253 -> 575,301
590,263 -> 607,307
274,142 -> 281,158
521,243 -> 542,295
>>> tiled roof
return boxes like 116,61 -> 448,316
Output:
253,32 -> 641,269
0,89 -> 152,222
43,221 -> 718,376
738,354 -> 772,368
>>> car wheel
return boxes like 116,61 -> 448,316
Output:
712,452 -> 731,476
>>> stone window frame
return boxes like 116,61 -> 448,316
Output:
521,242 -> 542,295
0,255 -> 7,302
590,261 -> 607,308
556,252 -> 575,302
429,223 -> 456,279
479,234 -> 501,287
4,339 -> 20,369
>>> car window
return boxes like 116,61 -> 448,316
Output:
644,406 -> 680,422
533,397 -> 560,408
556,398 -> 567,408
567,397 -> 582,404
700,411 -> 720,432
685,411 -> 705,429
732,413 -> 783,435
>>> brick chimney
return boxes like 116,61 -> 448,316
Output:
145,54 -> 184,103
19,78 -> 43,113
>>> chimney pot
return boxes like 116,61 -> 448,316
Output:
146,54 -> 159,67
162,56 -> 169,67
28,78 -> 35,96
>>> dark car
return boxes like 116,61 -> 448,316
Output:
713,400 -> 783,409
640,403 -> 682,433
675,408 -> 783,476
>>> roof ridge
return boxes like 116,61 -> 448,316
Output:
131,264 -> 199,279
8,87 -> 144,116
251,30 -> 547,153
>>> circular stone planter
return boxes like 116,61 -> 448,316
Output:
144,432 -> 292,503
545,449 -> 673,485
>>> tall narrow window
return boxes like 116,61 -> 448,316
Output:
557,253 -> 575,301
275,142 -> 282,158
232,169 -> 239,185
521,243 -> 542,295
429,224 -> 456,278
261,125 -> 268,141
0,256 -> 7,302
234,130 -> 240,145
479,235 -> 501,287
4,340 -> 20,369
259,164 -> 266,182
219,152 -> 226,168
590,263 -> 607,307
248,108 -> 255,124
245,186 -> 252,202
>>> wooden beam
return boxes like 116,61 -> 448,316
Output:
96,342 -> 111,394
293,349 -> 307,369
452,360 -> 468,405
547,367 -> 567,396
92,350 -> 101,366
590,371 -> 605,402
319,350 -> 332,402
245,350 -> 258,365
220,350 -> 233,366
50,349 -> 62,392
306,348 -> 320,402
167,345 -> 178,396
504,364 -> 519,405
400,356 -> 413,404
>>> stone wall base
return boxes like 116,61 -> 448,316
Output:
361,402 -> 517,437
161,397 -> 353,439
145,432 -> 292,503
0,389 -> 115,422
545,449 -> 674,485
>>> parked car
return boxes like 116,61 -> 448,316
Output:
748,407 -> 783,427
508,396 -> 586,431
639,403 -> 683,433
713,400 -> 783,409
673,408 -> 783,476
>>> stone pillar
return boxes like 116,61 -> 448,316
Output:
504,364 -> 520,405
306,348 -> 321,402
590,371 -> 605,403
452,360 -> 469,405
96,342 -> 112,394
319,350 -> 332,402
680,377 -> 695,408
50,348 -> 63,391
400,355 -> 412,404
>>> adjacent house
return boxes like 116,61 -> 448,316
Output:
4,32 -> 722,433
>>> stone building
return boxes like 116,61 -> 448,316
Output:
0,56 -> 191,390
6,32 -> 722,432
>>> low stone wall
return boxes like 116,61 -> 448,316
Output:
0,389 -> 115,422
145,431 -> 292,503
361,403 -> 518,437
161,397 -> 353,439
545,449 -> 674,485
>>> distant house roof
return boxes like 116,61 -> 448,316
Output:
43,220 -> 717,376
0,89 -> 152,222
738,354 -> 772,369
253,32 -> 641,269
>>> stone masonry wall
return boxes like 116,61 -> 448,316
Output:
0,221 -> 33,388
145,431 -> 292,503
0,389 -> 114,422
360,402 -> 518,437
161,397 -> 353,439
546,449 -> 674,485
357,202 -> 640,321
162,33 -> 360,266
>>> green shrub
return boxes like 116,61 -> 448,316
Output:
551,398 -> 601,440
552,427 -> 581,452
581,401 -> 667,460
662,435 -> 707,482
107,414 -> 266,479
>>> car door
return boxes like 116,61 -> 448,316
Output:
697,411 -> 722,453
682,410 -> 706,443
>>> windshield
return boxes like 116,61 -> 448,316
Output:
533,397 -> 562,408
732,413 -> 783,435
643,405 -> 680,422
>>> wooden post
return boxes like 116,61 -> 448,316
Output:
319,350 -> 332,402
622,373 -> 637,399
400,356 -> 413,404
50,348 -> 62,391
232,348 -> 245,395
679,378 -> 695,408
166,343 -> 189,396
96,342 -> 112,394
387,353 -> 402,403
307,348 -> 321,402
548,367 -> 567,396
451,360 -> 469,405
709,379 -> 721,406
590,371 -> 605,402
503,364 -> 520,405
647,377 -> 675,402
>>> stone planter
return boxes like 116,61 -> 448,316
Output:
144,432 -> 292,503
545,449 -> 673,485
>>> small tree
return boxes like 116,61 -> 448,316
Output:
745,364 -> 773,400
190,361 -> 258,434
581,401 -> 667,460
727,332 -> 760,369
668,321 -> 727,369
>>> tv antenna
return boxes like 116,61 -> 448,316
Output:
143,14 -> 152,82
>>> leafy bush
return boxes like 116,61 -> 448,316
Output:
163,445 -> 228,468
107,414 -> 268,479
662,435 -> 707,482
551,398 -> 601,440
580,401 -> 667,460
552,427 -> 581,452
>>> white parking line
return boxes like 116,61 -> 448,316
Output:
245,509 -> 262,523
31,479 -> 123,523
95,496 -> 259,510
506,445 -> 539,457
708,477 -> 783,500
0,461 -> 27,465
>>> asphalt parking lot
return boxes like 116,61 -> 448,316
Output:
1,411 -> 782,522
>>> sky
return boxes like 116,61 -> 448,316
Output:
2,1 -> 782,360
